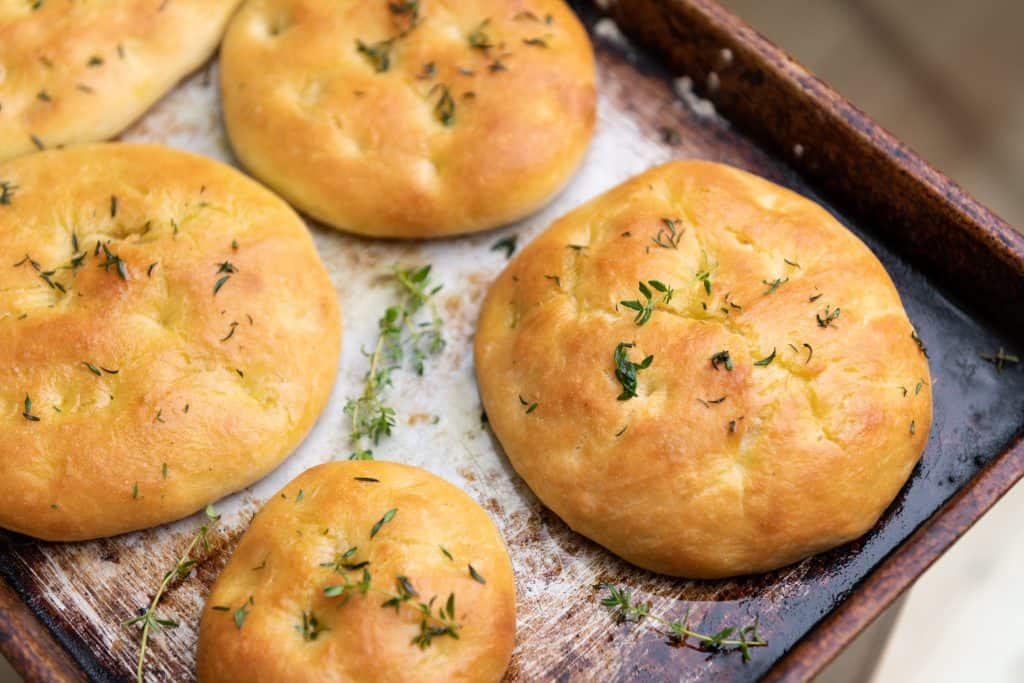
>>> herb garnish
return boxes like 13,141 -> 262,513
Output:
659,126 -> 681,145
652,218 -> 683,249
430,84 -> 455,126
753,348 -> 776,366
523,37 -> 549,47
356,39 -> 393,72
816,305 -> 840,327
762,277 -> 788,295
911,330 -> 928,357
468,564 -> 486,584
518,395 -> 538,414
22,394 -> 39,421
803,342 -> 813,364
980,347 -> 1019,372
233,597 -> 253,629
0,181 -> 16,205
370,508 -> 397,538
388,0 -> 420,22
126,506 -> 220,683
710,350 -> 733,371
490,235 -> 517,259
614,342 -> 653,401
213,261 -> 236,295
323,569 -> 460,649
344,264 -> 444,456
110,195 -> 118,218
620,280 -> 674,326
597,584 -> 766,662
696,268 -> 713,295
99,243 -> 128,279
221,321 -> 239,342
468,19 -> 492,49
297,611 -> 329,641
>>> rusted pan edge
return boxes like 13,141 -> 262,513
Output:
607,0 -> 1024,339
0,579 -> 87,683
767,435 -> 1024,680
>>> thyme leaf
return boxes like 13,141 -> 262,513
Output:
614,342 -> 653,401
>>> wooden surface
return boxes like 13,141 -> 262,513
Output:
1,1 -> 1022,681
0,581 -> 84,683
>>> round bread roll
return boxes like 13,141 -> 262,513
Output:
0,143 -> 341,541
197,461 -> 516,683
219,0 -> 596,238
0,1 -> 243,162
475,160 -> 932,578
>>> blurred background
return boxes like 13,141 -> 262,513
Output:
2,0 -> 1021,681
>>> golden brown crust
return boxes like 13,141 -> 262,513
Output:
197,461 -> 516,683
219,0 -> 595,238
0,143 -> 341,541
0,1 -> 243,162
475,160 -> 932,578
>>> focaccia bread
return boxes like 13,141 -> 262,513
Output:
0,143 -> 341,541
0,0 -> 243,162
197,461 -> 516,683
219,0 -> 595,238
475,160 -> 932,578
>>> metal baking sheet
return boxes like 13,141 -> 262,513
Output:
2,5 -> 1023,682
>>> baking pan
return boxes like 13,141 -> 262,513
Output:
1,0 -> 1022,681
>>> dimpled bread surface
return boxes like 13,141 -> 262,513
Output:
197,461 -> 516,683
219,0 -> 596,238
475,160 -> 932,578
0,143 -> 341,541
0,0 -> 243,162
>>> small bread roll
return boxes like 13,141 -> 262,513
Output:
475,160 -> 932,578
0,143 -> 340,541
197,461 -> 516,683
219,0 -> 596,238
0,1 -> 243,162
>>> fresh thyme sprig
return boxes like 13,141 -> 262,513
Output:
597,584 -> 766,662
652,218 -> 683,249
620,280 -> 674,326
344,265 -> 445,458
324,570 -> 461,649
980,347 -> 1019,372
126,505 -> 220,683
